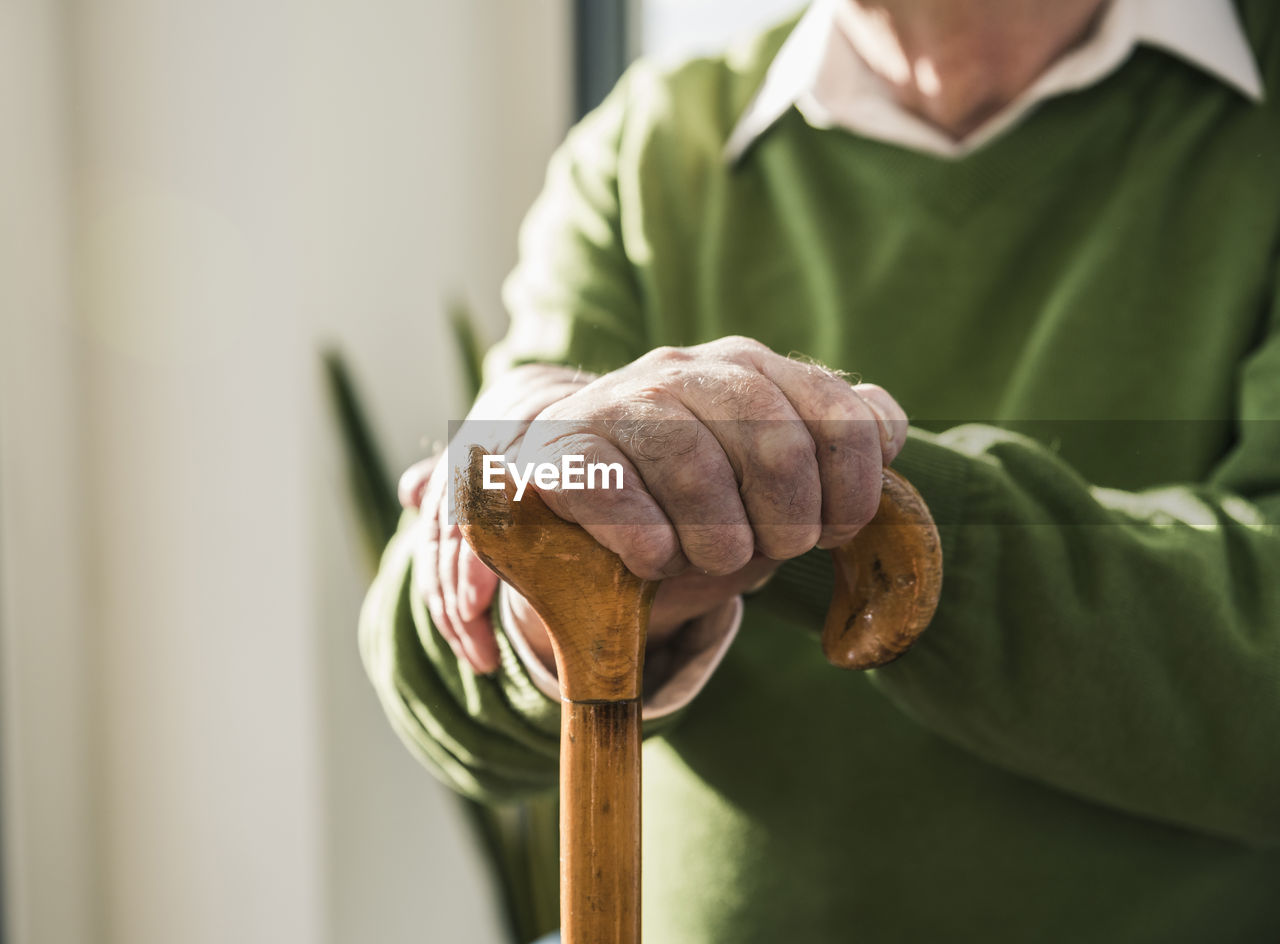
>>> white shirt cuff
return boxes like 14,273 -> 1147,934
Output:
500,585 -> 743,721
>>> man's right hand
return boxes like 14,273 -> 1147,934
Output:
403,337 -> 908,676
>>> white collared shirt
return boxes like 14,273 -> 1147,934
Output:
725,0 -> 1264,162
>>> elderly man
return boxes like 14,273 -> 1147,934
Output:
363,0 -> 1280,940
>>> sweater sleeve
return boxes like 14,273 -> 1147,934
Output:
359,513 -> 562,802
483,68 -> 648,382
870,290 -> 1280,847
360,70 -> 673,803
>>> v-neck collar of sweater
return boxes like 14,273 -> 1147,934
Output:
724,0 -> 1264,163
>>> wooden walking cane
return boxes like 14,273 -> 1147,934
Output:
456,444 -> 942,944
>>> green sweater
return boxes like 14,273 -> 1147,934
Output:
362,5 -> 1280,941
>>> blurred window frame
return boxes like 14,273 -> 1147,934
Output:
573,0 -> 632,119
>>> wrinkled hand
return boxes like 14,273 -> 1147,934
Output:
403,338 -> 908,675
399,450 -> 781,676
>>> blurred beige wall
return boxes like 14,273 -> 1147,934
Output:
1,1 -> 570,942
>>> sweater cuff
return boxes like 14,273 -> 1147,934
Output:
889,427 -> 973,565
501,584 -> 742,721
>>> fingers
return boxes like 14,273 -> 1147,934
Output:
512,338 -> 911,573
693,337 -> 907,461
512,428 -> 691,580
414,461 -> 501,675
658,363 -> 821,561
524,386 -> 754,577
458,542 -> 499,623
419,335 -> 908,651
849,382 -> 909,461
733,344 -> 904,548
503,587 -> 557,671
608,402 -> 754,576
635,337 -> 907,552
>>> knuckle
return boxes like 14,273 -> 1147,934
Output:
813,399 -> 881,459
630,367 -> 692,404
620,418 -> 711,472
639,344 -> 694,367
751,426 -> 817,481
538,429 -> 606,466
820,391 -> 876,428
527,408 -> 600,451
708,334 -> 770,362
720,334 -> 766,352
720,368 -> 790,422
665,441 -> 730,492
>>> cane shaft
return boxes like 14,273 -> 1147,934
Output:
561,700 -> 641,944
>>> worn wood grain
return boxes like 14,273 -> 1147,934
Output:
560,700 -> 641,944
823,469 -> 944,669
456,443 -> 942,944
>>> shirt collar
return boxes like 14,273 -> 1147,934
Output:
724,0 -> 1264,162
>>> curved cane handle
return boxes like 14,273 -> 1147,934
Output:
822,468 -> 943,669
453,445 -> 654,701
453,445 -> 942,944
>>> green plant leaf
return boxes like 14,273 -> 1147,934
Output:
448,299 -> 487,399
322,341 -> 559,944
320,349 -> 402,572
